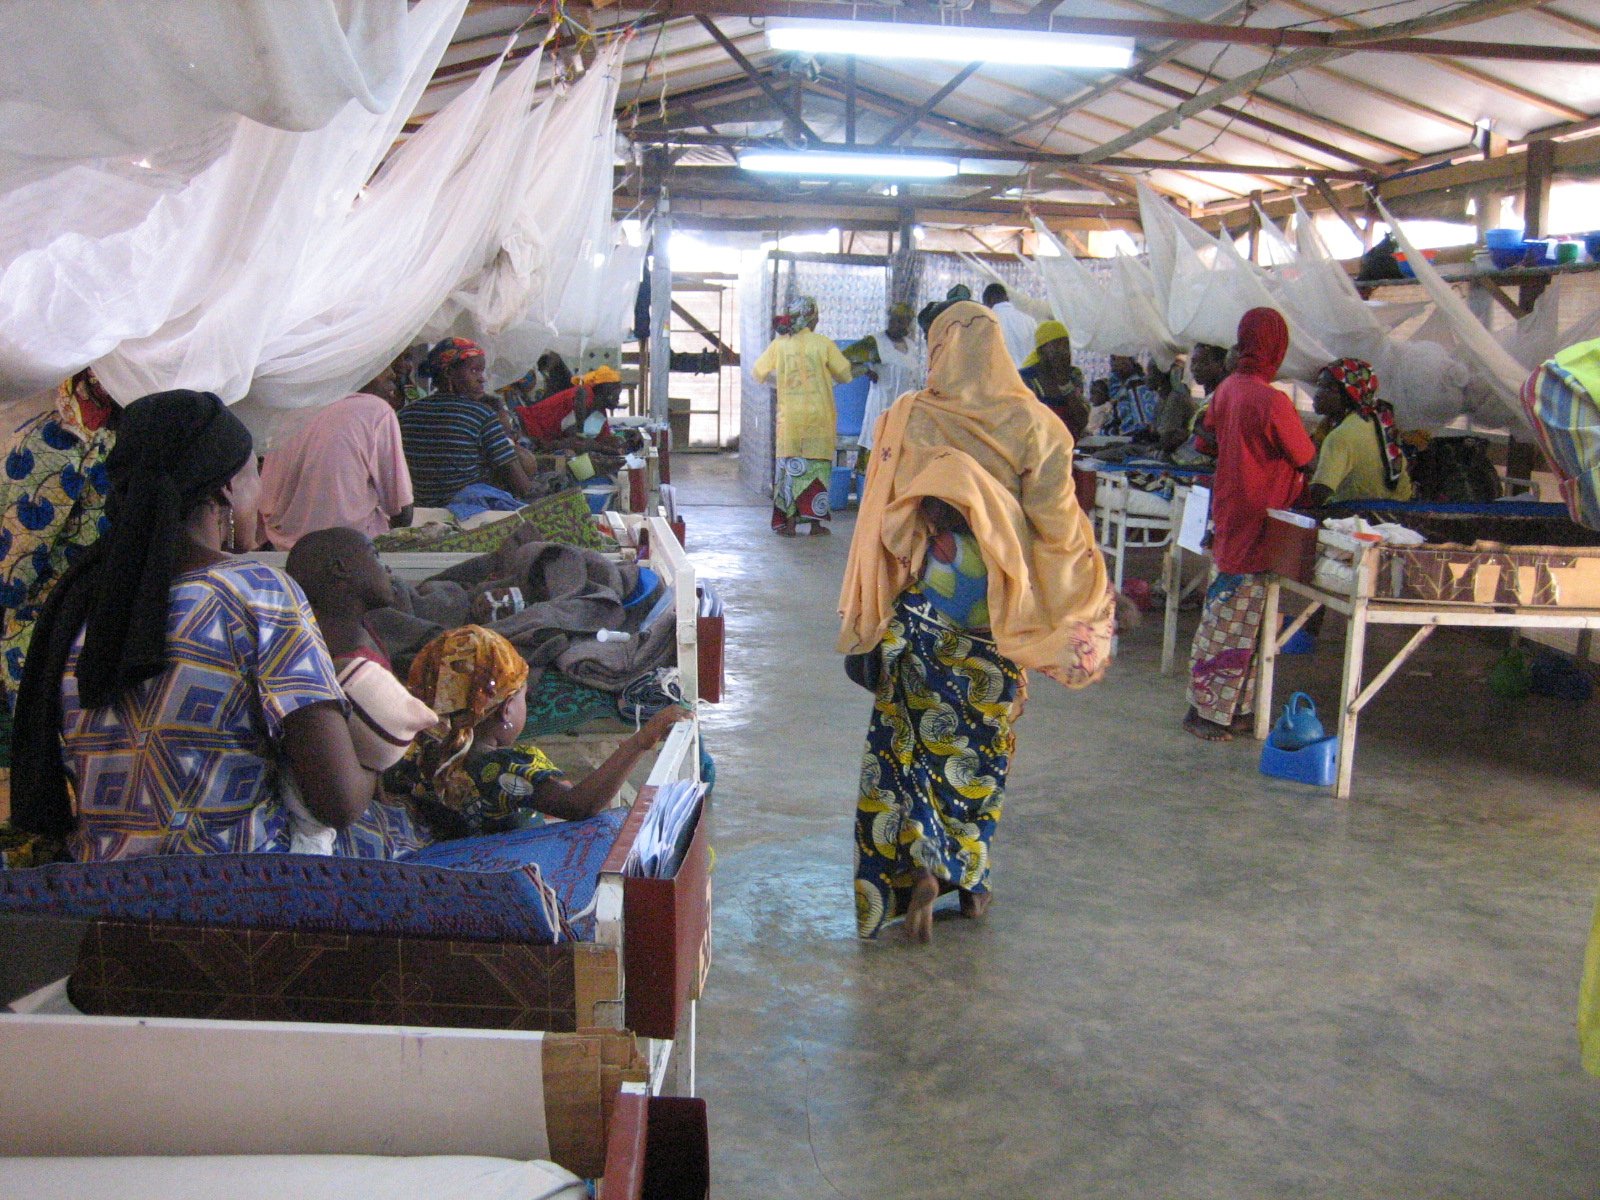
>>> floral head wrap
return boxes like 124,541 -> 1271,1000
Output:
58,369 -> 116,434
406,625 -> 529,797
427,337 -> 485,377
1323,357 -> 1404,491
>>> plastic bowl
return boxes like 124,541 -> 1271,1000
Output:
622,565 -> 659,608
1585,231 -> 1600,262
1485,227 -> 1523,250
1489,246 -> 1528,270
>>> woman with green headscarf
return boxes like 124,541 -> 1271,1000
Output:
844,301 -> 924,455
753,296 -> 853,536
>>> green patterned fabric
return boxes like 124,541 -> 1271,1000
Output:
522,670 -> 617,737
374,488 -> 605,554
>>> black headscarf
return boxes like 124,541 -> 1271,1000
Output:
12,390 -> 252,837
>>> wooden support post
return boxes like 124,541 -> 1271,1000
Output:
845,58 -> 856,145
1248,191 -> 1264,262
1311,177 -> 1366,244
1521,138 -> 1555,312
649,191 -> 673,424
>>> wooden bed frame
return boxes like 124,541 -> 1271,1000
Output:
1255,531 -> 1600,798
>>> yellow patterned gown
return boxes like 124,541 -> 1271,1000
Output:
854,576 -> 1022,939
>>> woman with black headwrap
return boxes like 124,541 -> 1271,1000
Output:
12,391 -> 379,861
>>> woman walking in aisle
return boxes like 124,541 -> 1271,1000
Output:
752,297 -> 853,536
838,300 -> 1116,944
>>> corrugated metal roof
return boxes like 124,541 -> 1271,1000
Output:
439,0 -> 1600,221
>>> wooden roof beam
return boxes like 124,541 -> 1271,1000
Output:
846,60 -> 1273,198
1005,0 -> 1252,137
693,16 -> 822,144
1154,59 -> 1422,160
625,130 -> 1373,179
1077,0 -> 1546,164
806,71 -> 1146,204
1274,0 -> 1589,123
592,1 -> 1600,63
876,62 -> 983,147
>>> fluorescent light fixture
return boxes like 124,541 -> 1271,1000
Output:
739,150 -> 958,179
765,18 -> 1132,69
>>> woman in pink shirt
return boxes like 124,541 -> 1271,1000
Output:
1184,307 -> 1315,742
259,367 -> 414,550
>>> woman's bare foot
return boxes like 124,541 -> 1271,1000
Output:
1183,707 -> 1233,742
959,888 -> 991,920
903,872 -> 938,944
809,522 -> 831,536
775,519 -> 797,537
1229,714 -> 1255,735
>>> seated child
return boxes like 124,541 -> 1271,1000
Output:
393,625 -> 689,840
286,527 -> 438,856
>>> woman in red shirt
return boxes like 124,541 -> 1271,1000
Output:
1184,308 -> 1316,742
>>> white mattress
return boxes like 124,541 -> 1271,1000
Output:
1095,479 -> 1174,519
0,1156 -> 585,1200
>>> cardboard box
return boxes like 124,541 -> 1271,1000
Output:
696,590 -> 725,705
1263,509 -> 1319,583
600,789 -> 712,1042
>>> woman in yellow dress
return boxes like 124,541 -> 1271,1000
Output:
752,296 -> 852,536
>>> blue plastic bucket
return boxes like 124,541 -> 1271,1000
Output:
1280,615 -> 1315,656
832,341 -> 870,439
828,466 -> 854,512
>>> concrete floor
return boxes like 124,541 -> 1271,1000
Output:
678,452 -> 1600,1199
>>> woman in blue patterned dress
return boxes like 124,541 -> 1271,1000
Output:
0,370 -> 118,711
839,302 -> 1116,943
12,391 -> 383,861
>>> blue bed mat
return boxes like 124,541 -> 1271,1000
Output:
0,809 -> 630,945
1325,499 -> 1569,518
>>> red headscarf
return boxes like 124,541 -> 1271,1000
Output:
1233,307 -> 1289,381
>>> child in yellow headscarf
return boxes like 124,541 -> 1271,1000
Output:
394,625 -> 689,839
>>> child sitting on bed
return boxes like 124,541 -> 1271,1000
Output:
285,527 -> 439,857
391,625 -> 690,841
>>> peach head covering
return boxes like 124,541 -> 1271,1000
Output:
837,301 -> 1114,688
406,625 -> 529,794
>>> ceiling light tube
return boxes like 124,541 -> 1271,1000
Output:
738,150 -> 959,179
765,18 -> 1133,70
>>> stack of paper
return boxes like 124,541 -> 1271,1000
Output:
659,484 -> 679,524
625,779 -> 706,879
697,583 -> 723,618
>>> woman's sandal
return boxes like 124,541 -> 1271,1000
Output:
1183,708 -> 1233,742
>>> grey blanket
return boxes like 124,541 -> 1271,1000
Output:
367,541 -> 673,690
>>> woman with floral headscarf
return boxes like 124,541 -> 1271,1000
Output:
839,301 -> 1116,943
752,297 -> 853,536
394,625 -> 689,840
1305,358 -> 1413,506
1183,308 -> 1317,743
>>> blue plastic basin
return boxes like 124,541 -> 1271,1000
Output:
1259,734 -> 1339,787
